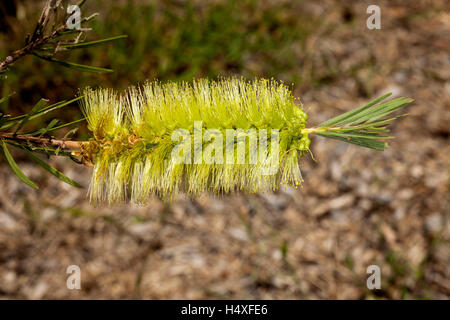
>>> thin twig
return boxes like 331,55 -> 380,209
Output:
0,0 -> 67,73
0,24 -> 68,74
0,132 -> 85,150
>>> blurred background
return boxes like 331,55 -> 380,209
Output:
0,0 -> 448,299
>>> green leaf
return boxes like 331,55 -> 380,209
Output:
3,96 -> 83,129
335,98 -> 397,126
22,118 -> 84,136
44,58 -> 113,73
29,96 -> 84,120
0,121 -> 16,131
43,118 -> 85,134
34,53 -> 113,73
318,131 -> 393,140
364,114 -> 407,128
14,98 -> 49,134
44,119 -> 60,131
360,98 -> 413,123
60,35 -> 128,50
24,149 -> 82,188
337,97 -> 412,126
24,119 -> 60,136
313,94 -> 413,151
316,133 -> 387,150
64,128 -> 78,139
319,93 -> 392,127
0,92 -> 15,105
2,141 -> 39,189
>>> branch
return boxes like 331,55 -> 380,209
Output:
0,132 -> 84,150
0,24 -> 67,74
0,0 -> 66,73
0,0 -> 126,75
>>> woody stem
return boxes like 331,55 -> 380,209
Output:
0,132 -> 85,150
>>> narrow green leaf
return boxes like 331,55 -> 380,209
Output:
318,131 -> 393,140
0,92 -> 15,105
364,114 -> 408,128
316,133 -> 387,150
4,96 -> 84,127
44,119 -> 60,131
335,98 -> 400,126
24,119 -> 60,136
24,149 -> 82,188
34,53 -> 113,73
22,118 -> 85,135
60,35 -> 128,50
360,98 -> 413,123
64,128 -> 78,139
319,93 -> 392,127
30,96 -> 84,120
44,58 -> 113,73
328,114 -> 405,134
14,98 -> 49,134
2,141 -> 39,189
338,97 -> 412,126
43,118 -> 85,133
0,121 -> 16,130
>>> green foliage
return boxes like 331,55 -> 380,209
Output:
14,98 -> 49,134
58,35 -> 128,50
0,93 -> 84,188
24,149 -> 82,188
314,94 -> 413,150
33,53 -> 114,74
2,141 -> 38,189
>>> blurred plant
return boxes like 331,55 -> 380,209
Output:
0,0 -> 126,188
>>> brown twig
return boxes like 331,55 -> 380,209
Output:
0,132 -> 85,150
0,25 -> 67,74
0,0 -> 67,74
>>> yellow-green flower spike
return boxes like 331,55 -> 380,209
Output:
81,78 -> 310,203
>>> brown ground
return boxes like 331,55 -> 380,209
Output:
0,0 -> 449,299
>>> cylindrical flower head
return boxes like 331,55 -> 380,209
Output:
81,78 -> 310,203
